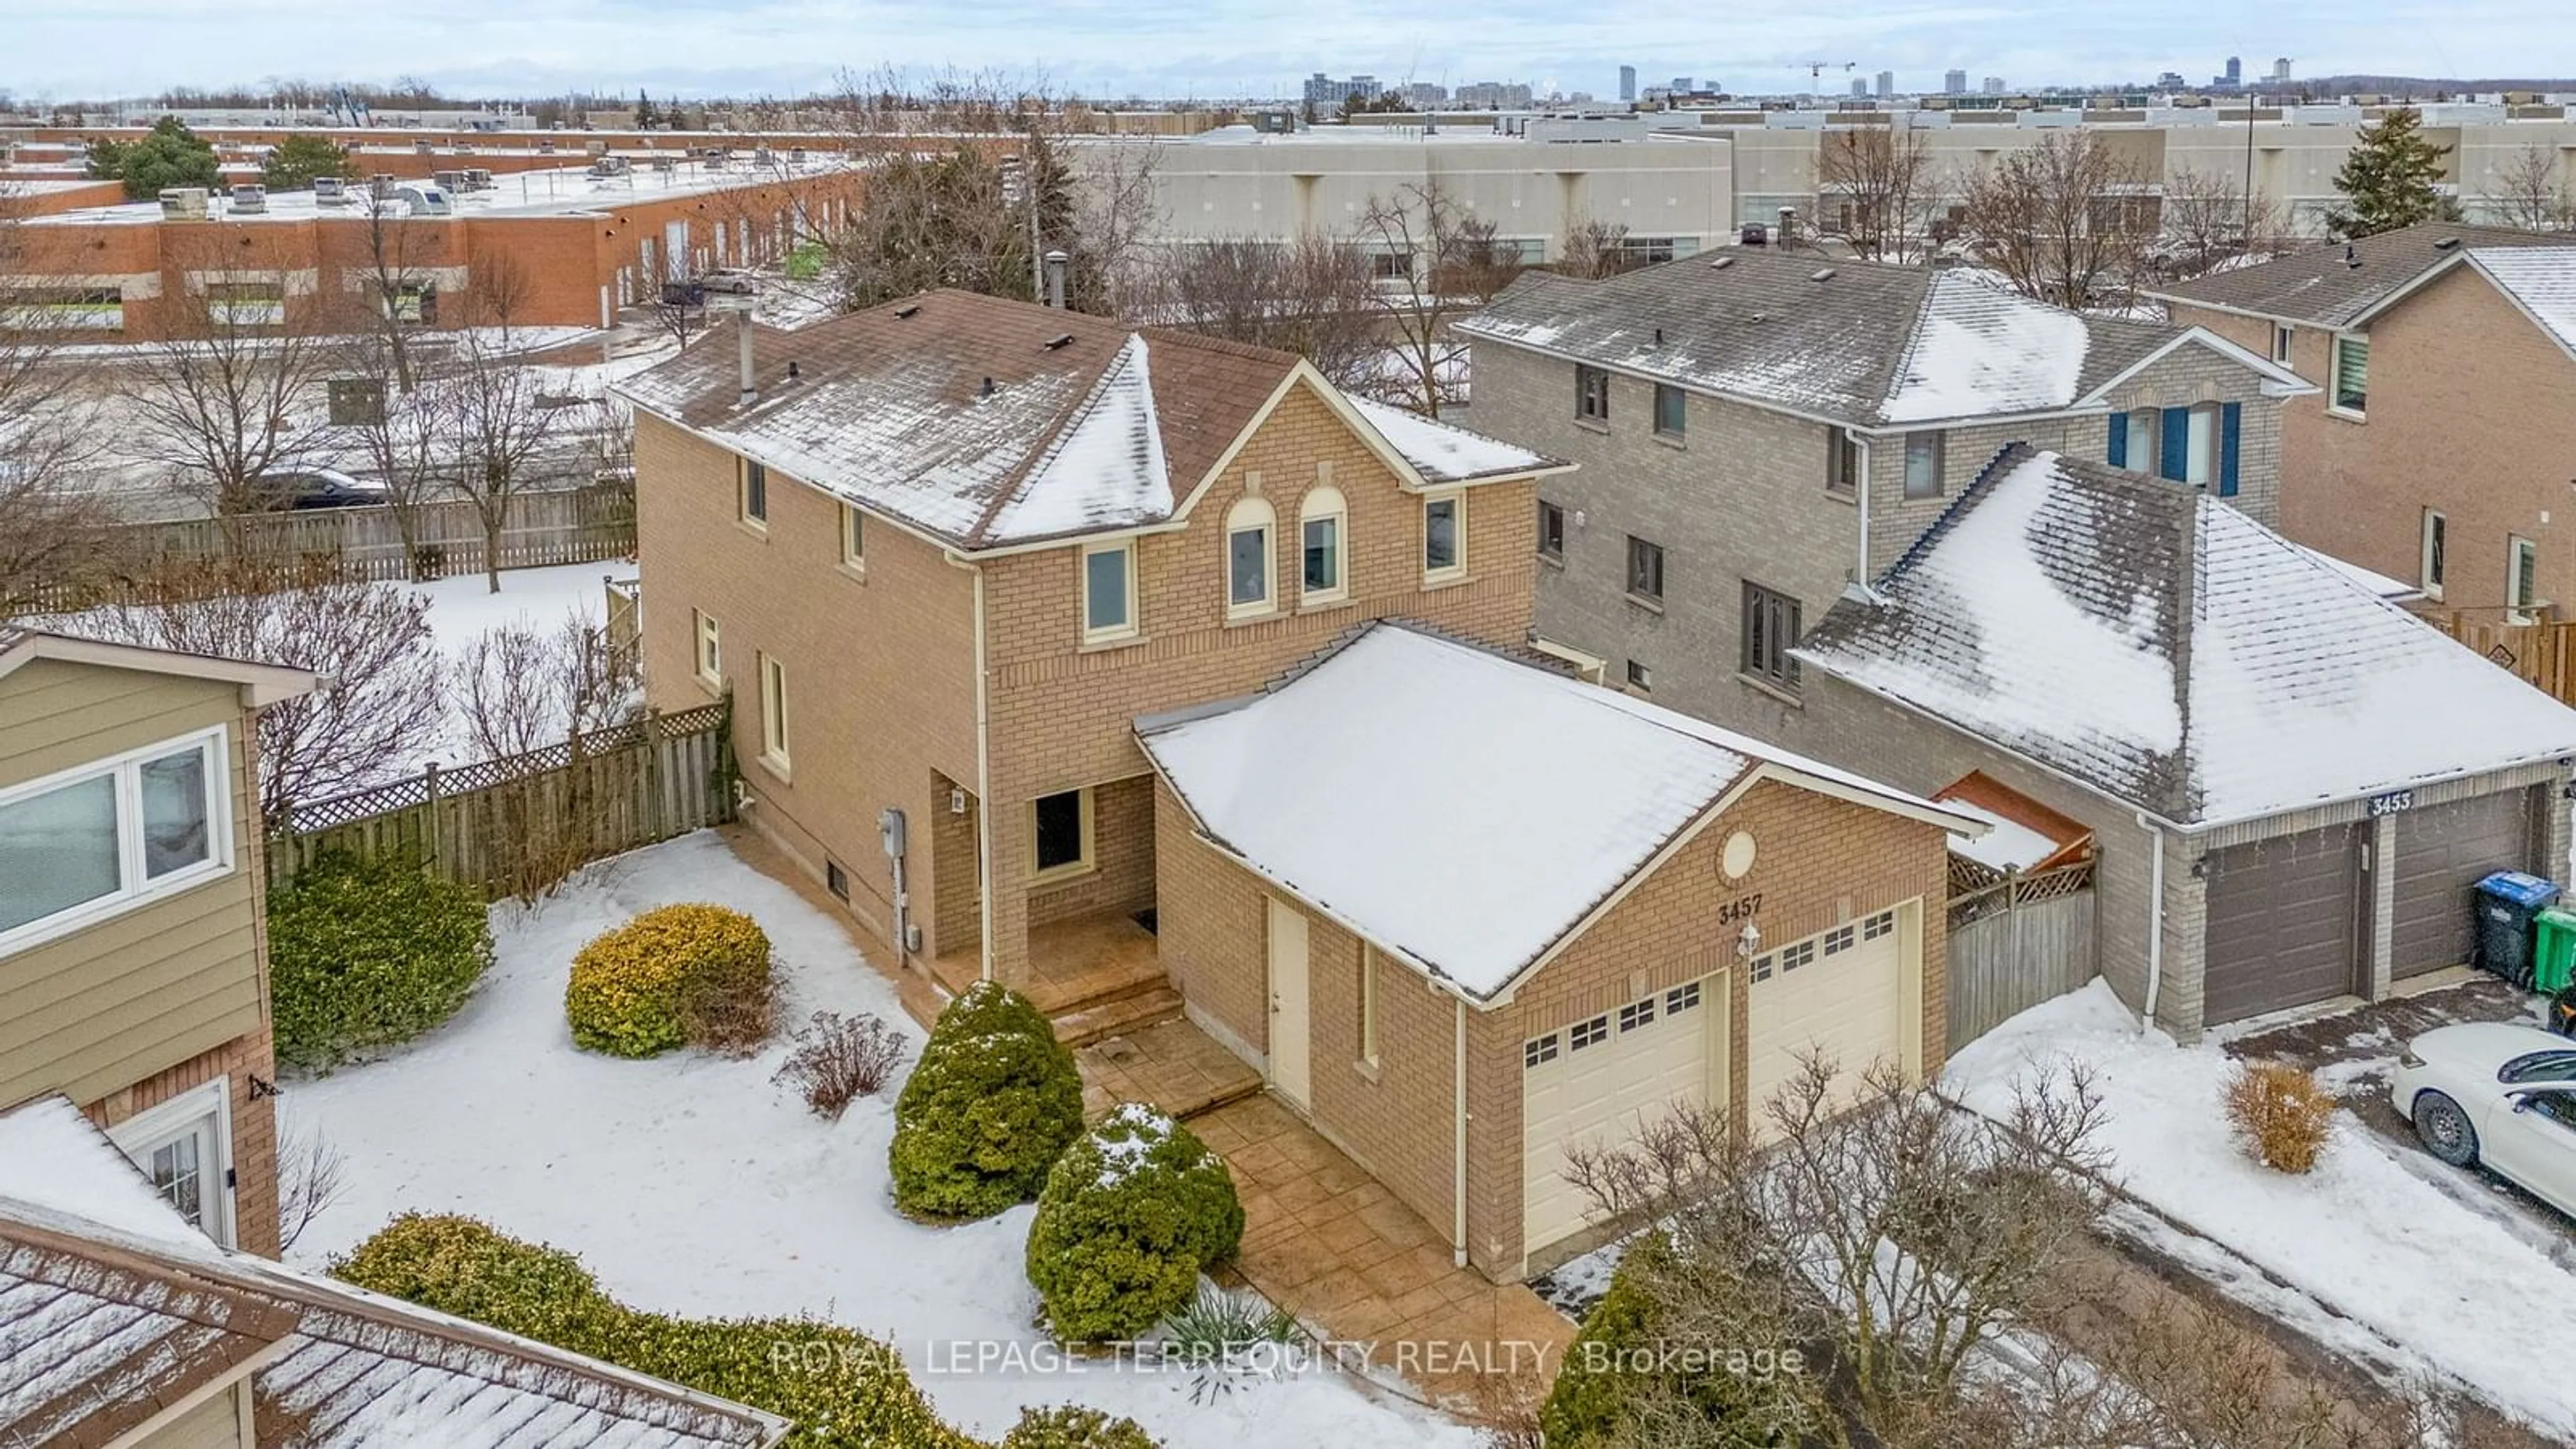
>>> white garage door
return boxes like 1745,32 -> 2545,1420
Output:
1746,908 -> 1906,1125
1522,977 -> 1717,1258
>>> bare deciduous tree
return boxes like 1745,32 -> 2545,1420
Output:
1960,131 -> 2157,311
69,559 -> 443,817
2154,165 -> 2290,282
1148,235 -> 1380,388
122,232 -> 339,515
0,181 -> 113,618
1356,182 -> 1509,417
441,281 -> 572,594
455,606 -> 640,761
1558,218 -> 1637,280
2481,144 -> 2576,232
1817,126 -> 1939,262
275,1122 -> 347,1252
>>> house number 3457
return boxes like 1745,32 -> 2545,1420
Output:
1717,893 -> 1764,926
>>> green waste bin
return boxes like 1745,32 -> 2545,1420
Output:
2535,908 -> 2576,995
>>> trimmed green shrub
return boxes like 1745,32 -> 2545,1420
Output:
1000,1405 -> 1162,1449
888,981 -> 1083,1219
1540,1234 -> 1790,1448
564,904 -> 774,1058
1026,1104 -> 1244,1342
268,851 -> 494,1073
332,1214 -> 971,1449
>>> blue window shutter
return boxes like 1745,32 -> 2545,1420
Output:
2218,402 -> 2242,497
2159,408 -> 2189,482
2106,412 -> 2127,468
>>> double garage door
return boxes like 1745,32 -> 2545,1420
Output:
1521,907 -> 1910,1260
2202,789 -> 2535,1026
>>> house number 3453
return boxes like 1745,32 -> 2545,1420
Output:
1717,893 -> 1764,926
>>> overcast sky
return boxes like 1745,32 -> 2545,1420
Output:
3,0 -> 2569,102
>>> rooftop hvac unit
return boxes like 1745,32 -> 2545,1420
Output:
463,167 -> 493,191
787,146 -> 808,164
395,182 -> 453,217
369,174 -> 398,201
313,176 -> 349,205
650,156 -> 677,174
159,186 -> 210,219
228,183 -> 268,214
539,138 -> 557,152
414,139 -> 433,154
752,147 -> 774,167
433,169 -> 467,193
588,155 -> 631,178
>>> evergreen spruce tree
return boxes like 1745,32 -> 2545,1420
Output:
90,117 -> 220,199
260,133 -> 357,191
635,91 -> 657,129
2326,107 -> 2463,239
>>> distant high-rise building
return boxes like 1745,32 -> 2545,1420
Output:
1619,64 -> 1637,102
1670,77 -> 1693,93
1452,80 -> 1534,109
1874,70 -> 1894,97
1403,81 -> 1446,109
2272,56 -> 2292,81
2157,71 -> 2187,90
1851,77 -> 1870,97
2226,56 -> 2243,85
1300,72 -> 1385,107
1945,68 -> 1968,95
1982,75 -> 2006,94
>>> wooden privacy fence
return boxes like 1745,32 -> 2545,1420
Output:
1947,861 -> 2097,1049
269,700 -> 737,900
37,484 -> 637,611
2422,610 -> 2576,708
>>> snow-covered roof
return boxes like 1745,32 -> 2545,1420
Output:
0,1097 -> 788,1449
1939,798 -> 2062,873
1138,623 -> 1970,1000
617,290 -> 1558,551
2292,543 -> 2422,602
1795,446 -> 2576,827
1458,252 -> 2233,429
2469,247 -> 2576,360
2153,222 -> 2569,327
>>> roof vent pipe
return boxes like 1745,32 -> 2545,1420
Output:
736,309 -> 756,407
1043,249 -> 1069,309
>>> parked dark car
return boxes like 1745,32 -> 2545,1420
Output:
249,467 -> 388,511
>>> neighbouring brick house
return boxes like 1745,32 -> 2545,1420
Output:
621,291 -> 1976,1278
1788,447 -> 2576,1038
0,629 -> 318,1258
1140,623 -> 1970,1276
2155,227 -> 2576,617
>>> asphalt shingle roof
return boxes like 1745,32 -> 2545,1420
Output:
1456,252 -> 2182,428
2153,222 -> 2568,328
1794,445 -> 2576,827
2471,247 -> 2576,358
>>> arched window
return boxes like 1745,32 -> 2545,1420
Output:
1299,485 -> 1348,604
1225,495 -> 1276,616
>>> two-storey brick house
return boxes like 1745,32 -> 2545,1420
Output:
620,292 -> 1984,1275
2155,227 -> 2576,619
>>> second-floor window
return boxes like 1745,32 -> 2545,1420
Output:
1537,499 -> 1565,562
2183,405 -> 2219,488
1,729 -> 228,952
1741,581 -> 1803,690
2332,335 -> 2369,415
2271,323 -> 2294,364
759,655 -> 791,771
1653,383 -> 1686,438
1626,536 -> 1665,602
841,504 -> 865,569
1423,493 -> 1465,582
739,459 -> 768,526
2420,510 -> 2447,602
1576,365 -> 1611,423
1903,432 -> 1945,500
1083,541 -> 1136,642
1300,486 -> 1346,604
1226,496 -> 1275,616
1826,431 -> 1861,498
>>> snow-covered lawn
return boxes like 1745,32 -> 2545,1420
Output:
282,832 -> 1476,1447
1947,981 -> 2576,1438
402,561 -> 634,773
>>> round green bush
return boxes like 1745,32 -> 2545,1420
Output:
564,904 -> 773,1058
1540,1234 -> 1790,1448
333,1215 -> 973,1449
1000,1405 -> 1162,1449
888,981 -> 1083,1220
267,851 -> 494,1073
1025,1104 -> 1244,1342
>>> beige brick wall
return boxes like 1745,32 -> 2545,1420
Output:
2183,272 -> 2576,614
87,1028 -> 281,1258
1156,772 -> 1951,1279
1026,773 -> 1157,928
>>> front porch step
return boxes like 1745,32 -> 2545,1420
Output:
1053,982 -> 1185,1047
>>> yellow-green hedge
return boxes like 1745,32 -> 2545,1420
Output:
565,904 -> 773,1058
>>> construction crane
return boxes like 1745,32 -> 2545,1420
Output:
1807,61 -> 1858,85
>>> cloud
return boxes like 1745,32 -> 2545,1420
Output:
3,0 -> 2570,99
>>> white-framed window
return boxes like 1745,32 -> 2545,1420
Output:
840,503 -> 865,569
1652,382 -> 1686,438
1903,431 -> 1945,500
2420,509 -> 2447,602
1081,541 -> 1137,643
1,728 -> 231,955
1575,364 -> 1610,423
1030,788 -> 1093,883
737,458 -> 768,527
759,653 -> 790,770
1225,495 -> 1276,617
1358,943 -> 1379,1069
2331,334 -> 2369,416
2127,408 -> 2162,475
692,609 -> 722,686
107,1079 -> 235,1246
2183,403 -> 2220,487
1299,485 -> 1347,604
2271,323 -> 2294,364
1825,429 -> 1861,498
1422,492 -> 1465,582
2510,535 -> 2542,623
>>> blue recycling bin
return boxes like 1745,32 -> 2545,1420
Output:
2473,870 -> 2561,987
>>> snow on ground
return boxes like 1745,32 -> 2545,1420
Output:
282,832 -> 1478,1448
1945,980 -> 2576,1438
404,562 -> 634,773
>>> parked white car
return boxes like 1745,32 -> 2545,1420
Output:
2391,1022 -> 2576,1216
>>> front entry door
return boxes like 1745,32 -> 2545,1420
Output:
1267,897 -> 1311,1109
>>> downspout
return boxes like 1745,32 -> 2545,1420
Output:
2137,812 -> 2164,1031
1452,998 -> 1470,1271
1843,427 -> 1878,602
973,565 -> 996,983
